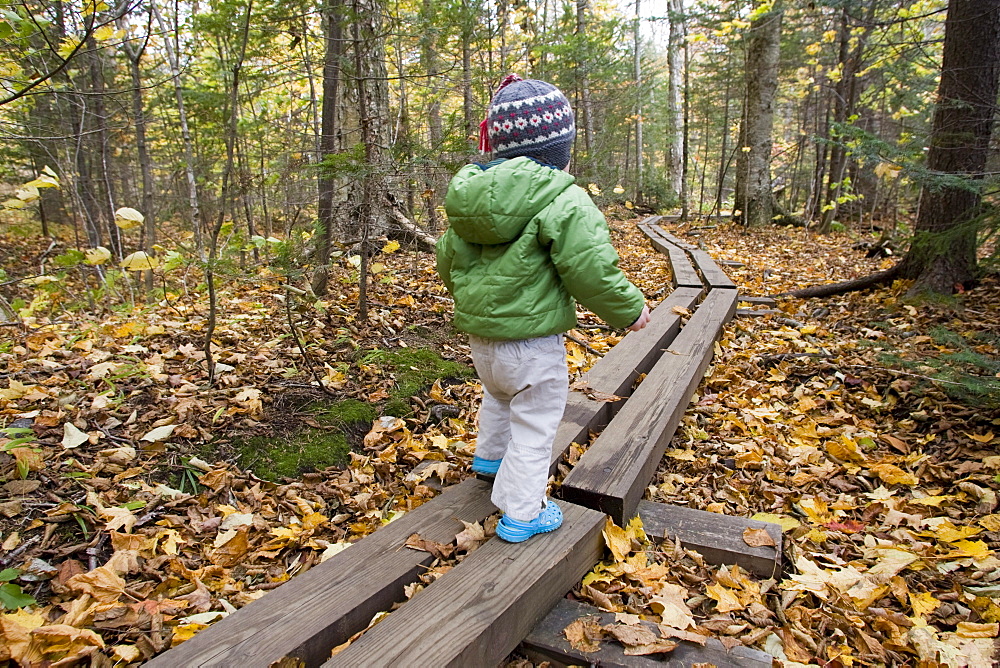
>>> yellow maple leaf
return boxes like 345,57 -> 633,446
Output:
705,582 -> 744,613
946,540 -> 991,560
869,462 -> 918,486
602,518 -> 632,563
910,590 -> 940,617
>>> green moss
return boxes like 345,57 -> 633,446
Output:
232,429 -> 350,481
313,398 -> 378,426
359,347 -> 472,416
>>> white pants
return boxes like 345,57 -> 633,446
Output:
469,334 -> 568,522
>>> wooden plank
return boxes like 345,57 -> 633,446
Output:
325,502 -> 607,667
689,248 -> 737,290
638,224 -> 703,289
587,287 -> 702,398
735,308 -> 780,318
561,289 -> 738,524
738,295 -> 776,305
146,478 -> 498,668
546,288 -> 702,472
657,229 -> 698,252
638,501 -> 782,578
647,226 -> 733,289
521,597 -> 773,668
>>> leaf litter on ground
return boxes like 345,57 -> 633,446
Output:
1,216 -> 999,666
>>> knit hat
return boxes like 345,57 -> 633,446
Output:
479,75 -> 576,170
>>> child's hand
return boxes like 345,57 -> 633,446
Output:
628,304 -> 651,331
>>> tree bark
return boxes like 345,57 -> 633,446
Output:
666,0 -> 684,202
576,0 -> 595,157
735,0 -> 782,227
899,0 -> 1000,293
313,0 -> 345,296
120,10 -> 156,296
152,0 -> 204,257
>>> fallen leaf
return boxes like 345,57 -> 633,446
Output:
403,533 -> 453,560
742,526 -> 776,547
62,422 -> 90,449
564,616 -> 604,653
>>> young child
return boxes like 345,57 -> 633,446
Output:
436,75 -> 650,543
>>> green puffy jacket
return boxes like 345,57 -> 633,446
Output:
436,157 -> 645,340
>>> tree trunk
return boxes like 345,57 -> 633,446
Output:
152,0 -> 204,257
121,11 -> 156,296
899,0 -> 1000,293
352,0 -> 391,319
816,1 -> 875,234
205,0 -> 253,385
734,0 -> 782,227
633,0 -> 643,201
666,0 -> 684,201
313,0 -> 345,296
576,0 -> 595,157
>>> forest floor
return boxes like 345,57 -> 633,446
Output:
0,215 -> 998,666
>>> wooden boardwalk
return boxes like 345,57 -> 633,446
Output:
149,215 -> 778,668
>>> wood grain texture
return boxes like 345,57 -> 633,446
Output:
521,597 -> 774,668
689,248 -> 737,289
561,289 -> 738,524
146,478 -> 497,668
545,288 -> 702,472
638,501 -> 783,578
638,223 -> 703,289
324,502 -> 607,668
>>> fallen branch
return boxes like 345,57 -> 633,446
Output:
565,333 -> 605,357
774,264 -> 902,299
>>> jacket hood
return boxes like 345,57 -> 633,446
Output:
444,157 -> 576,245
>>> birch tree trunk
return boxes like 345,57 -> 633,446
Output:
151,0 -> 204,257
666,0 -> 684,201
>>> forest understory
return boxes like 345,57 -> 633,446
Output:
1,215 -> 999,667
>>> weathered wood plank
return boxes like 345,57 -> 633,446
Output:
587,287 -> 703,399
146,478 -> 497,668
637,501 -> 782,578
735,308 -> 780,318
561,289 -> 738,524
545,288 -> 703,472
325,502 -> 607,667
645,231 -> 703,289
689,248 -> 737,290
738,295 -> 776,305
644,225 -> 733,289
656,229 -> 698,252
521,597 -> 773,668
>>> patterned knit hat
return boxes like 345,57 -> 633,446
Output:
479,75 -> 576,170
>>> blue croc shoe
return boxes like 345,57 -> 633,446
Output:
496,500 -> 563,543
471,456 -> 502,475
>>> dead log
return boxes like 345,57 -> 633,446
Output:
775,263 -> 902,299
389,206 -> 438,252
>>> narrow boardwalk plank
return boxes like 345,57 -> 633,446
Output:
561,289 -> 738,524
638,223 -> 702,289
689,248 -> 737,289
738,295 -> 777,305
657,229 -> 698,252
546,288 -> 702,472
637,501 -> 782,578
146,478 -> 497,668
325,502 -> 607,667
521,598 -> 773,668
736,308 -> 780,318
587,287 -> 703,398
